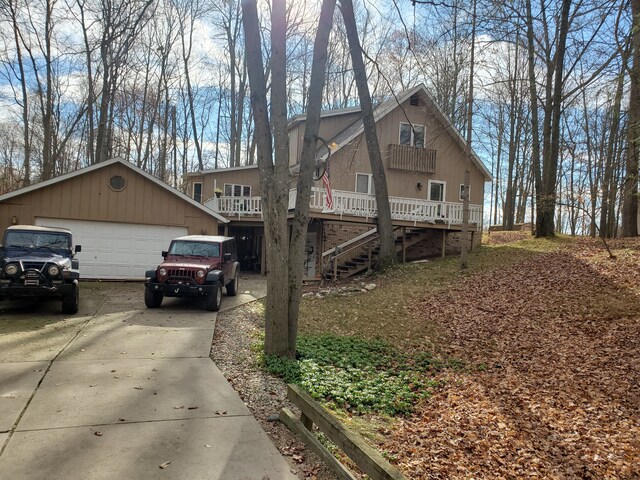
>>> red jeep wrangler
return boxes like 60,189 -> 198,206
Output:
144,235 -> 240,311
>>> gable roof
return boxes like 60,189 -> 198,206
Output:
288,106 -> 361,129
304,84 -> 492,181
0,157 -> 229,224
184,164 -> 259,177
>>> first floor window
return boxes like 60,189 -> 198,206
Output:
459,184 -> 470,201
224,183 -> 252,197
429,181 -> 445,202
355,173 -> 375,195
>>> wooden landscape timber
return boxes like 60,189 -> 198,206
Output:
280,384 -> 407,480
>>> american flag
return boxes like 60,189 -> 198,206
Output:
322,162 -> 333,210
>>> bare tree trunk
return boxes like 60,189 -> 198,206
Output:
234,61 -> 248,166
600,64 -> 624,237
6,0 -> 31,184
525,0 -> 543,233
179,10 -> 203,170
214,83 -> 223,169
172,105 -> 177,187
287,0 -> 336,358
537,0 -> 572,236
493,106 -> 504,225
77,0 -> 95,165
242,0 -> 290,357
41,0 -> 55,179
460,0 -> 476,270
340,0 -> 395,271
622,0 -> 640,236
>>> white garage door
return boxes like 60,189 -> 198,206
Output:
35,218 -> 188,280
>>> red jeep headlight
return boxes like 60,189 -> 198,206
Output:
196,270 -> 205,278
158,268 -> 167,277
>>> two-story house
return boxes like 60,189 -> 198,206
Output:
185,84 -> 492,279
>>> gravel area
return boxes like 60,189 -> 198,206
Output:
210,298 -> 338,480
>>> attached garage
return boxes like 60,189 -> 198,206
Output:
34,218 -> 187,279
0,158 -> 228,279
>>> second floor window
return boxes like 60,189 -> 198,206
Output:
193,182 -> 202,203
224,183 -> 252,197
399,122 -> 425,148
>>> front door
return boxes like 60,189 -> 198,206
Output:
428,181 -> 445,218
303,232 -> 316,278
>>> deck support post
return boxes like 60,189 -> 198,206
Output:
261,234 -> 266,275
402,227 -> 406,263
442,230 -> 446,258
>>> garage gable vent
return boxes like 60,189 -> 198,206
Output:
410,94 -> 420,106
109,175 -> 126,191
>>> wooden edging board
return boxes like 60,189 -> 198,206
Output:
279,408 -> 358,480
285,384 -> 407,480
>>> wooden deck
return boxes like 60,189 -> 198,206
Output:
204,187 -> 482,226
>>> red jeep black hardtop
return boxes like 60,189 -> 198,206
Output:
144,235 -> 239,311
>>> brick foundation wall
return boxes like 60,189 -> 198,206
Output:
404,230 -> 443,260
405,227 -> 482,260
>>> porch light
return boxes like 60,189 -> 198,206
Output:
417,182 -> 422,191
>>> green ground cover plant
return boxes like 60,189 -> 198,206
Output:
262,334 -> 441,415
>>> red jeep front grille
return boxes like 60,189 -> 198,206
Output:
167,268 -> 197,280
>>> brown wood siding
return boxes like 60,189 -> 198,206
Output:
186,167 -> 261,203
314,98 -> 486,205
0,163 -> 218,235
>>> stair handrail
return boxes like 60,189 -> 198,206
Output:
321,227 -> 379,260
322,226 -> 403,279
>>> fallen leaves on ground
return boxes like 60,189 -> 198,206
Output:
382,238 -> 640,479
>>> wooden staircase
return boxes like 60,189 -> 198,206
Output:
323,227 -> 433,280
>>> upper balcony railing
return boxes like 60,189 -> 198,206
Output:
388,144 -> 436,173
204,187 -> 482,226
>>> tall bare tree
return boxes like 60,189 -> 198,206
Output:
1,0 -> 31,185
460,0 -> 476,269
340,0 -> 395,271
94,0 -> 154,164
242,0 -> 336,357
622,0 -> 640,236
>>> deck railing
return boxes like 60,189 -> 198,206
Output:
205,187 -> 482,226
388,144 -> 436,173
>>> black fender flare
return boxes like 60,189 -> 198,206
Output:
230,261 -> 240,280
145,269 -> 157,280
206,270 -> 223,284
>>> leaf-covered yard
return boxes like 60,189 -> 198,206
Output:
298,234 -> 640,478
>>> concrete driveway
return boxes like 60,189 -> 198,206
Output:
0,275 -> 294,479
